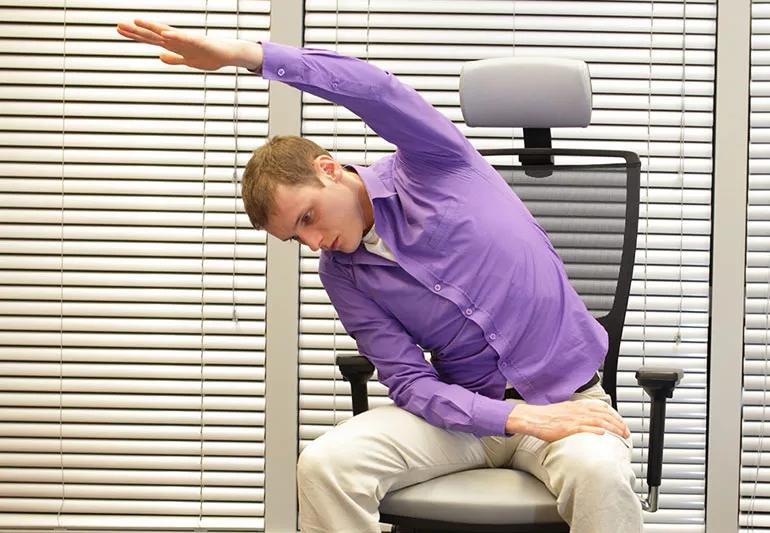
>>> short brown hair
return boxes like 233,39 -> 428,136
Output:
241,135 -> 330,231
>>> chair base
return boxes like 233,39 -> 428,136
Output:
386,515 -> 569,533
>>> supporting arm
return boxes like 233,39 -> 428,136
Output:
635,366 -> 684,512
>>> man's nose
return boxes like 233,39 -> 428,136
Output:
299,229 -> 323,251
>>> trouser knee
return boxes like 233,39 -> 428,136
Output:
297,434 -> 376,497
545,433 -> 635,492
297,438 -> 337,486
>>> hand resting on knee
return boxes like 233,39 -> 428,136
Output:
505,398 -> 630,443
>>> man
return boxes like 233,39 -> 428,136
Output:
117,19 -> 641,533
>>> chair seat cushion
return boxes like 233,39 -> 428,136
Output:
379,468 -> 565,525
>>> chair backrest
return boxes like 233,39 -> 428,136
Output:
481,147 -> 640,409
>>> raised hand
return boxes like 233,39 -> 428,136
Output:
116,19 -> 261,71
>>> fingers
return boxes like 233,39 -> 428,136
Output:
116,20 -> 181,47
159,51 -> 187,66
580,416 -> 627,439
580,399 -> 629,437
602,411 -> 630,438
601,415 -> 629,438
134,19 -> 173,36
603,404 -> 630,437
116,24 -> 165,46
117,19 -> 201,67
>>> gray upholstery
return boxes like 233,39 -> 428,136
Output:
380,469 -> 563,525
460,57 -> 592,128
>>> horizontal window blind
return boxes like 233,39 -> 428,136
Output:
299,1 -> 714,531
0,1 -> 270,531
743,1 -> 770,530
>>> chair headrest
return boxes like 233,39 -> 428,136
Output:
459,57 -> 592,128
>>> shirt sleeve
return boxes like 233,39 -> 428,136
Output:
254,41 -> 475,167
319,260 -> 515,438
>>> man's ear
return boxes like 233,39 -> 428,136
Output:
312,154 -> 325,170
314,154 -> 338,181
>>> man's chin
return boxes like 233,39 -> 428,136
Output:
339,240 -> 358,254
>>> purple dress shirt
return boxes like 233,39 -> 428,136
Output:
259,42 -> 608,437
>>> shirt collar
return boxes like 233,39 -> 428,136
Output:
324,163 -> 398,267
344,162 -> 393,200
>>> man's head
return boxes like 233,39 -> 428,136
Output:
241,135 -> 373,253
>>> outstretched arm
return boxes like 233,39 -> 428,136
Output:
117,19 -> 263,71
117,19 -> 475,167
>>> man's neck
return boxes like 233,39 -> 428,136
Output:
345,168 -> 375,235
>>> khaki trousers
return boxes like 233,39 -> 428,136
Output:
297,382 -> 642,533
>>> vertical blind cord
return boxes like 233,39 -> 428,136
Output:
364,1 -> 370,167
328,0 -> 373,428
232,0 -> 240,325
200,1 -> 210,526
57,1 -> 67,525
332,0 -> 340,427
676,0 -> 688,346
512,0 -> 515,159
642,0 -> 654,497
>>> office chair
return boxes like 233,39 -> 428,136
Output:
337,56 -> 683,533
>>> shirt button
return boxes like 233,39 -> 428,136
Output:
465,308 -> 473,315
501,361 -> 507,368
277,67 -> 286,76
434,284 -> 442,291
489,333 -> 497,340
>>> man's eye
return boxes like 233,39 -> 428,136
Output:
303,212 -> 312,224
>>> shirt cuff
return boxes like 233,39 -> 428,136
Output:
250,41 -> 305,83
472,394 -> 517,437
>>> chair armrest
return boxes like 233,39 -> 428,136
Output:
635,366 -> 684,512
336,355 -> 375,416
